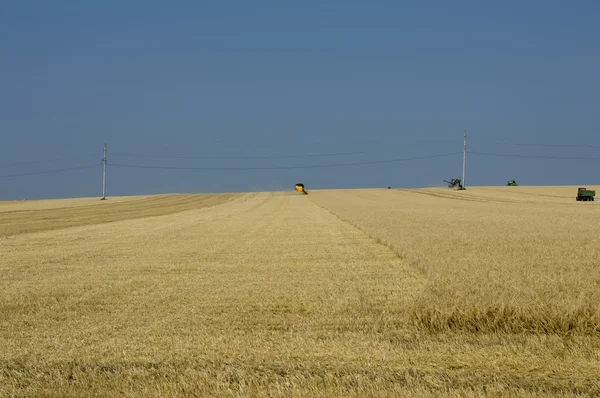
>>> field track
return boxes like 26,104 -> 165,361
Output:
1,188 -> 599,396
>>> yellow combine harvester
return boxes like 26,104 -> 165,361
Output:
295,183 -> 308,195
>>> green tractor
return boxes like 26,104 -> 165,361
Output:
507,180 -> 518,186
576,187 -> 595,202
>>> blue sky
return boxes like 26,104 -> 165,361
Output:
1,1 -> 599,199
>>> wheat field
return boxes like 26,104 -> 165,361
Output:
1,187 -> 599,397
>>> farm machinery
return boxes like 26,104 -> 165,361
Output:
507,180 -> 518,186
576,187 -> 595,201
443,178 -> 464,190
295,183 -> 308,195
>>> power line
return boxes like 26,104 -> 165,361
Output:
470,151 -> 600,160
509,143 -> 600,148
110,152 -> 462,172
0,164 -> 100,179
477,140 -> 600,149
0,154 -> 99,169
4,147 -> 598,182
110,151 -> 366,160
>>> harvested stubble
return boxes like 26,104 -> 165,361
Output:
1,189 -> 599,397
0,193 -> 239,237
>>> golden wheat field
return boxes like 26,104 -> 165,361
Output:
1,187 -> 599,397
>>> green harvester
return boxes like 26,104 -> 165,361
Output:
507,180 -> 518,186
576,187 -> 595,202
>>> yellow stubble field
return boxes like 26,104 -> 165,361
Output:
1,187 -> 599,397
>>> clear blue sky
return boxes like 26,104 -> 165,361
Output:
1,1 -> 599,199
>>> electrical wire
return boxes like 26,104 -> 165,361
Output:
476,140 -> 600,149
0,164 -> 100,179
509,143 -> 600,148
0,154 -> 99,169
4,148 -> 599,182
110,151 -> 366,160
470,151 -> 600,160
110,152 -> 462,172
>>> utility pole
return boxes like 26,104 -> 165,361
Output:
102,143 -> 107,200
462,130 -> 467,190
